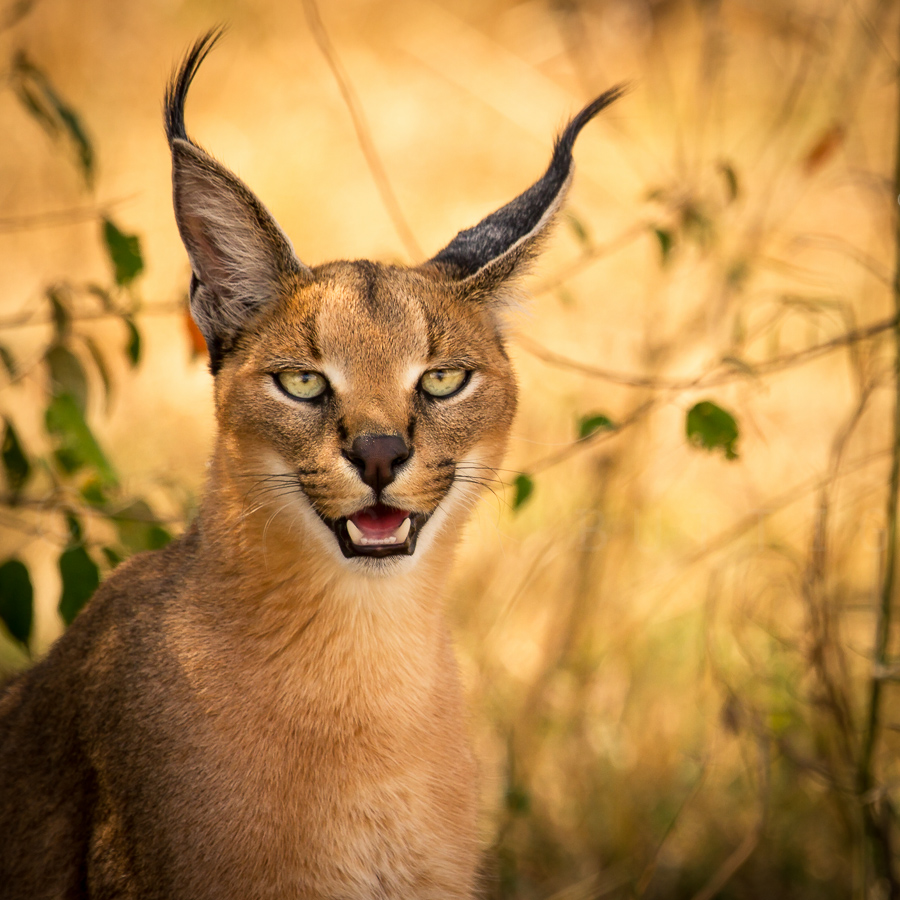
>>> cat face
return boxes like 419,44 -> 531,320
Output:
214,261 -> 516,563
165,31 -> 623,568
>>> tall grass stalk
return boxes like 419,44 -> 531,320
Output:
857,13 -> 900,895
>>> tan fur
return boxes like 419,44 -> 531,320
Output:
0,263 -> 513,899
0,33 -> 621,899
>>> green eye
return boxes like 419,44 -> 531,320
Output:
276,371 -> 328,400
421,368 -> 468,398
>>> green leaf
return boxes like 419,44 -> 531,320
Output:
46,287 -> 70,337
512,474 -> 534,511
55,101 -> 94,186
14,79 -> 59,136
82,336 -> 112,409
86,283 -> 115,310
577,413 -> 615,440
124,317 -> 141,367
0,559 -> 33,647
45,393 -> 118,486
113,500 -> 172,553
102,218 -> 144,286
718,161 -> 739,202
58,545 -> 99,626
653,227 -> 674,265
46,343 -> 88,412
65,512 -> 83,543
505,783 -> 531,816
102,546 -> 123,569
12,53 -> 94,185
566,212 -> 591,248
0,345 -> 18,379
686,401 -> 740,461
79,477 -> 108,508
2,420 -> 31,494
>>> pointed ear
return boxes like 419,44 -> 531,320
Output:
426,84 -> 628,297
165,30 -> 310,373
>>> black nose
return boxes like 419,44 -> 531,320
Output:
345,434 -> 410,493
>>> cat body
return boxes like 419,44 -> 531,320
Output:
0,32 -> 623,899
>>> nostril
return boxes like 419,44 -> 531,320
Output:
347,434 -> 410,492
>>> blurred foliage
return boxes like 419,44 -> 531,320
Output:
577,412 -> 616,441
10,51 -> 94,186
0,45 -> 170,656
686,401 -> 740,461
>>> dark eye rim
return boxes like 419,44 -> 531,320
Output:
271,370 -> 330,403
419,368 -> 472,400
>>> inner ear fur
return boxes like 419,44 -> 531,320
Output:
426,84 -> 629,298
165,30 -> 309,373
170,140 -> 308,364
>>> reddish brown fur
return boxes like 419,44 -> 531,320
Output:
0,262 -> 515,899
0,32 -> 621,898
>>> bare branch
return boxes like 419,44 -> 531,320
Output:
688,737 -> 769,900
857,15 -> 900,887
533,220 -> 651,296
301,0 -> 423,261
516,315 -> 898,390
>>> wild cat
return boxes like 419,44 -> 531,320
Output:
0,30 -> 624,900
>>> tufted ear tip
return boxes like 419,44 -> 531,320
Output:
426,83 -> 630,293
164,27 -> 228,148
166,31 -> 311,375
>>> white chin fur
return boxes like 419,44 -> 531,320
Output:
254,450 -> 486,573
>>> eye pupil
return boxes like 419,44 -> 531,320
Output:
421,368 -> 468,398
276,370 -> 327,400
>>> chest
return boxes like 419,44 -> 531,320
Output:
92,645 -> 479,899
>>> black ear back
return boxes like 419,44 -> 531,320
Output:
165,30 -> 309,374
427,84 -> 628,294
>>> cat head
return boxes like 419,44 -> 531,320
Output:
165,31 -> 624,570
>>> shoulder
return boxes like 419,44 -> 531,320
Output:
4,525 -> 201,700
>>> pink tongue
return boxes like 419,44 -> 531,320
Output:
349,504 -> 409,540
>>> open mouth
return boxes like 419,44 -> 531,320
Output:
325,504 -> 429,559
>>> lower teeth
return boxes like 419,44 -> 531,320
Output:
346,516 -> 411,547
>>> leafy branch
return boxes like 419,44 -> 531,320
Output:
0,45 -> 175,662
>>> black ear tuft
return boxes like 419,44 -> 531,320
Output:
165,30 -> 309,375
164,28 -> 227,149
428,84 -> 629,292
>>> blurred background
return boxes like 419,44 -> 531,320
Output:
1,0 -> 899,896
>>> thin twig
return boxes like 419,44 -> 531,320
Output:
533,220 -> 651,296
791,233 -> 892,285
301,0 -> 424,261
688,736 -> 769,900
516,315 -> 897,390
0,299 -> 182,331
0,492 -> 180,527
526,398 -> 656,475
634,758 -> 709,897
678,449 -> 889,574
0,196 -> 136,234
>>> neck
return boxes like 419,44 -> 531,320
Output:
185,448 -> 459,681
